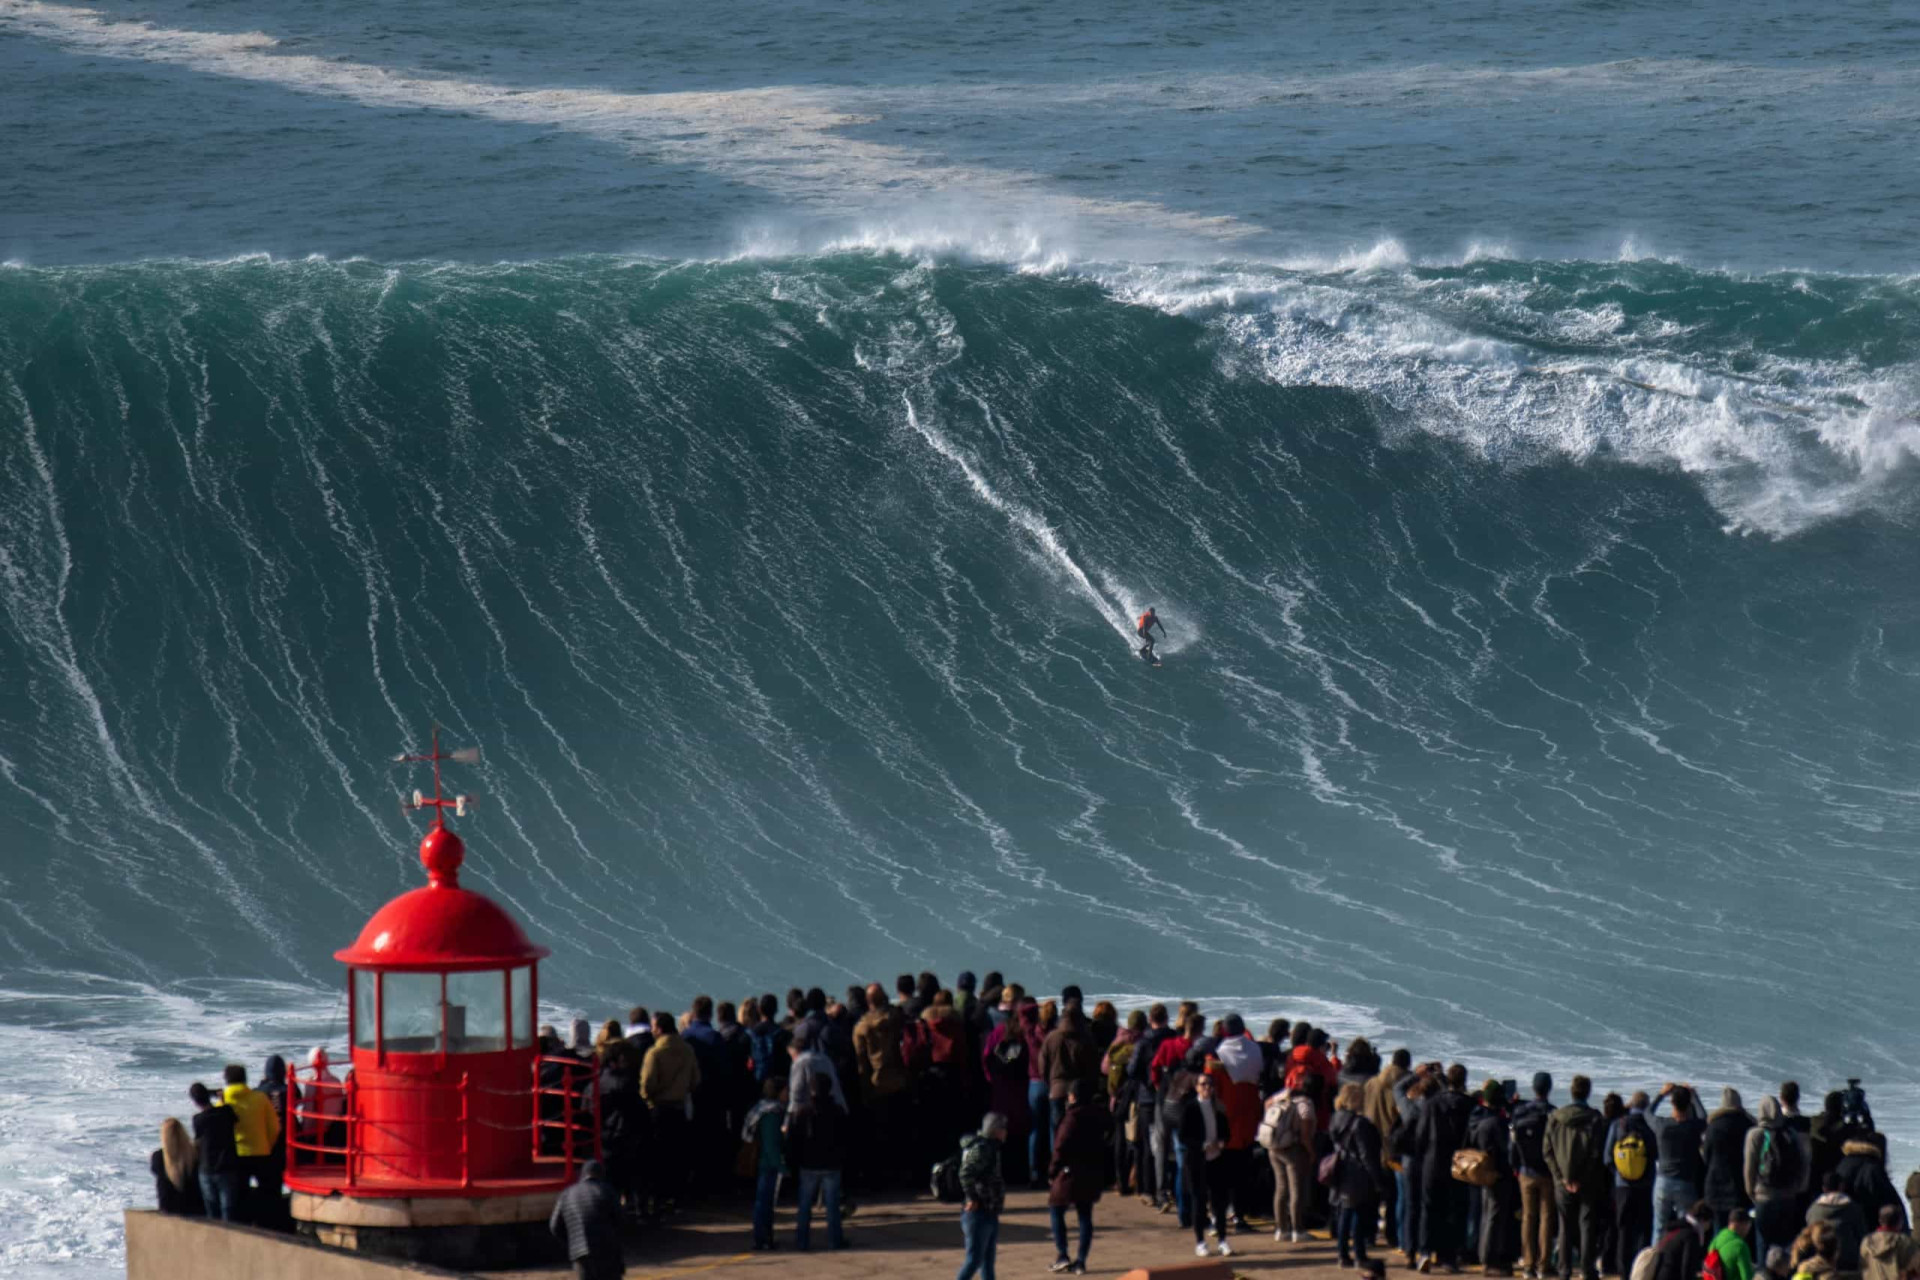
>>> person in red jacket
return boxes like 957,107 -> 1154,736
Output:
1136,607 -> 1167,662
1284,1024 -> 1343,1131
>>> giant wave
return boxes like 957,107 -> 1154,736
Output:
2,249 -> 1919,1269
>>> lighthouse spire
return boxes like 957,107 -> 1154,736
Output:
396,726 -> 480,886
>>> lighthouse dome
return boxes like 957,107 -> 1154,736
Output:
334,825 -> 549,971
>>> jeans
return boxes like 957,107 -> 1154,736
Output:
1134,1100 -> 1157,1199
1382,1164 -> 1401,1248
1026,1081 -> 1050,1182
1051,1094 -> 1071,1143
1339,1202 -> 1377,1263
751,1169 -> 780,1244
795,1168 -> 843,1249
1050,1202 -> 1094,1265
1651,1176 -> 1697,1242
1398,1168 -> 1417,1256
198,1168 -> 244,1222
957,1208 -> 999,1280
1174,1141 -> 1191,1227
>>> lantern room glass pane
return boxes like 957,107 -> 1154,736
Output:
445,970 -> 507,1053
353,970 -> 377,1050
509,966 -> 533,1049
382,972 -> 444,1054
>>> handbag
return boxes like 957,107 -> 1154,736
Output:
1450,1146 -> 1498,1188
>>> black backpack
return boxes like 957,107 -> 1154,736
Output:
931,1150 -> 965,1203
1510,1101 -> 1549,1172
1756,1123 -> 1802,1191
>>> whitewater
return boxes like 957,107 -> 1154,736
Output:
4,0 -> 1920,1274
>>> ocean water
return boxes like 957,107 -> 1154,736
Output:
4,0 -> 1920,1273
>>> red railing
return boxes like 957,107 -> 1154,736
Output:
286,1056 -> 599,1191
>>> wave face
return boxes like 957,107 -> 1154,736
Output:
2,252 -> 1920,1259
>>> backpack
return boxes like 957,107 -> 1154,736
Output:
1106,1044 -> 1136,1099
1562,1110 -> 1604,1181
1259,1094 -> 1310,1152
1704,1245 -> 1726,1280
1613,1116 -> 1653,1183
1756,1124 -> 1802,1191
747,1025 -> 782,1084
931,1150 -> 965,1203
1511,1102 -> 1549,1172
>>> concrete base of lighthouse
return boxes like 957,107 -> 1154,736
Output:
292,1190 -> 562,1271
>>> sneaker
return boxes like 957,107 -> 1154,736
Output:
1277,1229 -> 1289,1243
1050,1261 -> 1074,1274
1218,1237 -> 1236,1258
1197,1242 -> 1213,1258
1159,1201 -> 1175,1215
1419,1255 -> 1435,1274
1068,1264 -> 1087,1276
1295,1231 -> 1307,1244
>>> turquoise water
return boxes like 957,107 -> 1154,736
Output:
2,2 -> 1919,1273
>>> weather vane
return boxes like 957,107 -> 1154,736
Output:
395,725 -> 480,827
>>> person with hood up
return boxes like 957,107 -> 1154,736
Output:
550,1159 -> 624,1280
1284,1023 -> 1339,1098
569,1018 -> 594,1060
222,1064 -> 280,1224
1837,1134 -> 1907,1232
597,1041 -> 646,1220
920,990 -> 969,1172
957,1112 -> 1009,1280
1810,1094 -> 1849,1191
1806,1172 -> 1868,1272
151,1117 -> 204,1215
1046,1079 -> 1111,1275
1545,1074 -> 1609,1280
1089,1001 -> 1120,1059
1470,1079 -> 1521,1276
1748,1095 -> 1813,1262
257,1053 -> 294,1222
301,1047 -> 347,1163
1706,1090 -> 1758,1222
1329,1081 -> 1391,1269
1512,1072 -> 1559,1280
1711,1207 -> 1758,1280
1365,1048 -> 1411,1254
1861,1204 -> 1920,1280
785,1022 -> 847,1117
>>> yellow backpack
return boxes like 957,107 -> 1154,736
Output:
1612,1124 -> 1650,1182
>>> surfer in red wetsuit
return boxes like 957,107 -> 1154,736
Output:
1136,607 -> 1166,662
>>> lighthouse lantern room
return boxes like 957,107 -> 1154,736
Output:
284,731 -> 599,1265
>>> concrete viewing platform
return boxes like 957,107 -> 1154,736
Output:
130,1187 -> 1387,1278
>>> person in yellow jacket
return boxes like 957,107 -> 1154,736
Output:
222,1064 -> 280,1225
640,1013 -> 701,1216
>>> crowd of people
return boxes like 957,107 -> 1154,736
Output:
150,974 -> 1920,1280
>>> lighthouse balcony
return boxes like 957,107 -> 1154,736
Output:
284,1053 -> 601,1199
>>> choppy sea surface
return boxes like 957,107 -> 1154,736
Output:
3,1 -> 1919,1273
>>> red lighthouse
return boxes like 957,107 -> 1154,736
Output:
286,731 -> 599,1266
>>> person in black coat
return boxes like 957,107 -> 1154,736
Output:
151,1118 -> 205,1216
788,1074 -> 850,1251
1470,1082 -> 1521,1275
1414,1065 -> 1478,1272
1049,1081 -> 1113,1272
1649,1201 -> 1711,1280
1329,1083 -> 1389,1266
597,1043 -> 648,1219
1176,1073 -> 1234,1257
1834,1137 -> 1906,1230
1704,1091 -> 1756,1221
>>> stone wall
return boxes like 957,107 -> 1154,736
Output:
125,1211 -> 477,1280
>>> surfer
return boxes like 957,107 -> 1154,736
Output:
1136,607 -> 1166,663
